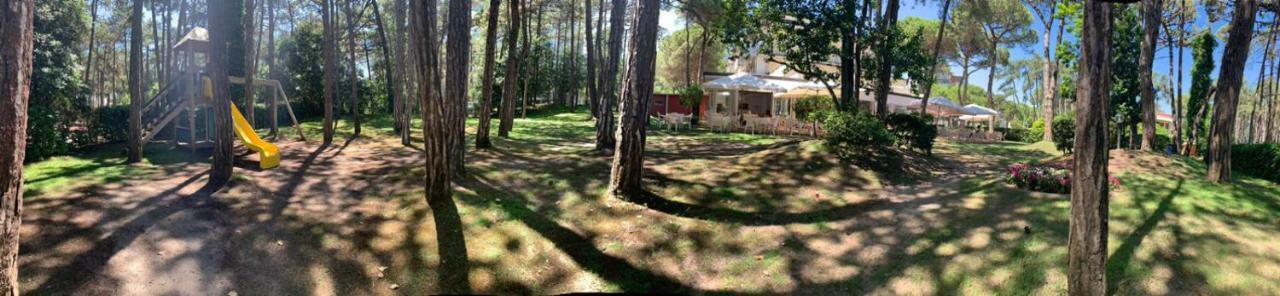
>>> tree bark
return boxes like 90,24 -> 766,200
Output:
0,0 -> 33,293
920,0 -> 953,113
609,0 -> 660,199
345,0 -> 362,136
521,1 -> 535,118
393,0 -> 411,146
371,0 -> 397,141
1264,51 -> 1274,144
412,0 -> 449,196
476,0 -> 501,148
873,0 -> 900,118
1139,0 -> 1161,150
1034,0 -> 1058,142
85,0 -> 100,100
1069,1 -> 1112,294
267,0 -> 279,137
128,0 -> 144,163
585,0 -> 598,119
209,0 -> 236,186
839,0 -> 858,112
1206,0 -> 1259,183
1248,20 -> 1276,144
596,0 -> 625,151
322,0 -> 337,144
445,0 -> 471,175
244,0 -> 258,126
498,0 -> 523,138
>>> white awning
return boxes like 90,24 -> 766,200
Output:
702,73 -> 789,93
962,104 -> 1000,116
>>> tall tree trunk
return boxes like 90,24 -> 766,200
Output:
0,0 -> 34,293
267,0 -> 278,137
209,0 -> 236,186
445,0 -> 472,175
596,0 -> 625,151
873,0 -> 900,117
839,0 -> 858,112
129,0 -> 144,163
1139,0 -> 1161,150
345,0 -> 361,136
522,2 -> 535,118
322,0 -> 337,144
413,0 -> 449,198
476,0 -> 501,148
85,0 -> 100,99
1248,20 -> 1276,144
394,0 -> 411,146
608,0 -> 659,199
919,0 -> 952,113
1165,17 -> 1181,152
1176,0 -> 1188,154
1206,0 -> 1259,183
1069,1 -> 1112,294
151,0 -> 161,94
985,50 -> 997,108
1267,52 -> 1279,143
584,0 -> 598,119
244,0 -> 258,126
1039,1 -> 1058,142
568,0 -> 580,110
498,0 -> 523,137
371,0 -> 397,141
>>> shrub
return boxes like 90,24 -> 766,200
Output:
1006,163 -> 1071,194
677,85 -> 704,110
884,113 -> 937,155
90,105 -> 130,143
794,95 -> 836,121
1232,144 -> 1280,182
999,127 -> 1034,143
1052,117 -> 1075,154
25,105 -> 74,162
817,111 -> 894,159
1029,119 -> 1045,142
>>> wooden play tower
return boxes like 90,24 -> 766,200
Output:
140,27 -> 305,153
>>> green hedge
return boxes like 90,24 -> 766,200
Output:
1232,144 -> 1280,182
884,113 -> 938,155
90,106 -> 130,143
998,127 -> 1034,143
817,111 -> 894,159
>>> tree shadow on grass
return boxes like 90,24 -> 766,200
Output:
456,174 -> 703,293
623,190 -> 888,226
1107,179 -> 1183,294
26,172 -> 227,294
428,190 -> 472,294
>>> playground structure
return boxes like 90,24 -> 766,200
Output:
139,27 -> 303,169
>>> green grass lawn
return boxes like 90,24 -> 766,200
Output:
19,109 -> 1280,294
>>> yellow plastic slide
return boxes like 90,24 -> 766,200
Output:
202,77 -> 280,169
230,103 -> 280,169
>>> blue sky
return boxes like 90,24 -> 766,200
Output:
661,3 -> 1262,114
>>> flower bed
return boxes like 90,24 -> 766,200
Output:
1005,162 -> 1122,194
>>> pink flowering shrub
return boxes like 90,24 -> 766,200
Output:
1005,163 -> 1122,194
1006,163 -> 1071,194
